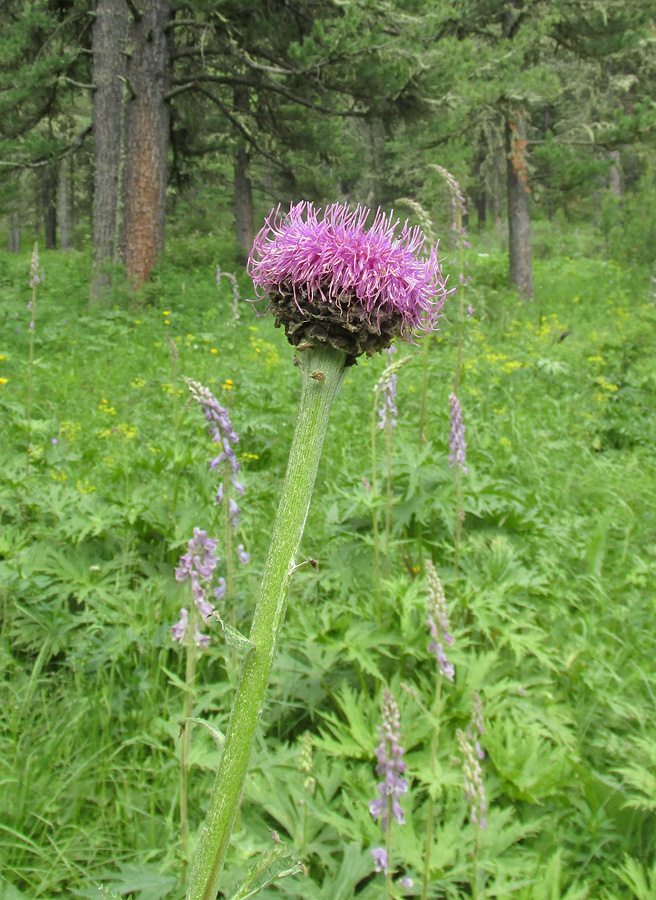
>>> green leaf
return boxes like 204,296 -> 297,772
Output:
212,609 -> 255,653
227,842 -> 304,900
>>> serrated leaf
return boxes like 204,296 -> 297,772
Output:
227,842 -> 304,900
212,610 -> 255,653
186,716 -> 225,748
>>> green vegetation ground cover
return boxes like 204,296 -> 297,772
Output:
1,237 -> 655,899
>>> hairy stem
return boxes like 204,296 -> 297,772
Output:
187,344 -> 346,900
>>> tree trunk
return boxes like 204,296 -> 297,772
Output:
41,164 -> 58,250
122,0 -> 170,286
7,210 -> 20,253
58,155 -> 72,250
609,150 -> 621,198
91,0 -> 128,294
233,84 -> 254,264
490,126 -> 503,238
505,110 -> 534,299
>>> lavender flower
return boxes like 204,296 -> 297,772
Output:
214,577 -> 226,602
426,559 -> 455,681
185,378 -> 250,558
248,201 -> 449,362
171,607 -> 189,644
237,544 -> 250,565
171,528 -> 218,644
194,623 -> 211,649
457,728 -> 487,830
371,847 -> 388,874
370,690 -> 408,830
448,393 -> 468,474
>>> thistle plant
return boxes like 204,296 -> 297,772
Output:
370,689 -> 407,899
187,201 -> 447,900
25,242 -> 39,477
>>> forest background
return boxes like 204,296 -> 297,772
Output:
1,0 -> 656,898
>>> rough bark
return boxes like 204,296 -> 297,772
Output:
122,0 -> 171,285
609,149 -> 621,198
41,163 -> 58,250
58,155 -> 72,250
490,127 -> 503,238
505,110 -> 534,299
7,213 -> 20,253
233,84 -> 254,264
92,0 -> 128,294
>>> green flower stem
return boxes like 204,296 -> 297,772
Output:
187,343 -> 346,900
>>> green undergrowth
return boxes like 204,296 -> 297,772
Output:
0,242 -> 655,899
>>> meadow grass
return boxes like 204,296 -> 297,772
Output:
0,237 -> 654,899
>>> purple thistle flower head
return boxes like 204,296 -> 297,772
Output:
248,201 -> 449,363
448,393 -> 468,474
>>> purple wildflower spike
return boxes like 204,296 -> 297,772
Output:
248,201 -> 449,363
467,692 -> 485,760
29,242 -> 40,289
173,528 -> 218,638
430,165 -> 471,290
426,559 -> 455,681
216,266 -> 241,320
377,346 -> 399,430
185,377 -> 250,561
369,690 -> 407,830
457,728 -> 488,831
214,578 -> 227,601
448,393 -> 468,473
